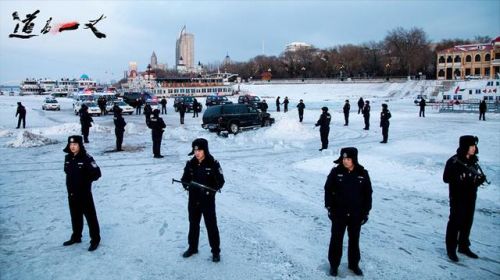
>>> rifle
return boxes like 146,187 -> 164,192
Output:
453,157 -> 490,186
172,178 -> 220,192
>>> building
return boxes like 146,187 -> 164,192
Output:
436,36 -> 500,80
151,52 -> 158,69
129,62 -> 138,73
176,26 -> 195,72
285,42 -> 312,53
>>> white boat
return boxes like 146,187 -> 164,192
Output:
152,76 -> 234,98
437,80 -> 500,104
19,79 -> 41,95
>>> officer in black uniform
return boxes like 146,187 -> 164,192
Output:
362,100 -> 370,130
62,135 -> 102,251
261,99 -> 268,113
181,138 -> 225,262
193,98 -> 199,118
79,104 -> 93,143
343,100 -> 350,126
283,96 -> 289,112
315,107 -> 331,151
357,97 -> 364,114
143,102 -> 153,124
324,147 -> 372,277
178,101 -> 186,125
276,96 -> 281,112
419,98 -> 426,117
443,135 -> 486,262
147,109 -> 166,158
15,102 -> 26,129
379,103 -> 391,143
161,97 -> 167,114
297,99 -> 305,122
113,108 -> 126,151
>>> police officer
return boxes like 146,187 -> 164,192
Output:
181,138 -> 225,263
343,100 -> 350,126
113,108 -> 126,151
147,109 -> 166,158
161,97 -> 167,115
357,97 -> 364,114
62,135 -> 102,251
261,99 -> 269,113
79,104 -> 93,143
479,100 -> 486,121
135,98 -> 142,115
178,101 -> 186,125
15,102 -> 26,129
315,107 -> 331,151
283,96 -> 289,113
297,99 -> 305,122
419,98 -> 426,117
193,98 -> 199,118
443,135 -> 486,262
379,103 -> 391,143
98,97 -> 107,116
362,100 -> 370,130
324,147 -> 372,277
143,101 -> 153,124
276,96 -> 281,112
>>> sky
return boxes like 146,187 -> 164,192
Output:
0,0 -> 499,85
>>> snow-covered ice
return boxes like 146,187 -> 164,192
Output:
0,81 -> 498,279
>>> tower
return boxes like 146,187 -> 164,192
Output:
175,25 -> 194,72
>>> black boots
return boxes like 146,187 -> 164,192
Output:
458,248 -> 479,259
63,238 -> 81,246
349,265 -> 363,276
88,241 -> 100,252
212,253 -> 220,263
448,252 -> 459,262
182,248 -> 198,258
329,267 -> 338,276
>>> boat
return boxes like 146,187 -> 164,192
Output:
152,76 -> 235,98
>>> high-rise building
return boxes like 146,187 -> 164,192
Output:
176,26 -> 194,72
129,62 -> 137,72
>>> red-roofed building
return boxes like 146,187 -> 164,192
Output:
436,36 -> 500,80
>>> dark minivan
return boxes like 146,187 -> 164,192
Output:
206,95 -> 233,106
202,104 -> 274,134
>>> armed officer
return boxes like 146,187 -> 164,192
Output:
181,138 -> 225,263
147,109 -> 166,158
113,107 -> 126,151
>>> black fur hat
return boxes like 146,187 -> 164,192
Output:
63,135 -> 85,153
334,147 -> 359,165
188,138 -> 210,156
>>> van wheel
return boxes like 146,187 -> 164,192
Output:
263,119 -> 270,127
229,123 -> 239,134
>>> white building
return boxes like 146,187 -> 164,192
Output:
285,42 -> 312,52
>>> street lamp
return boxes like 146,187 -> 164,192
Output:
339,64 -> 345,81
267,68 -> 272,82
301,66 -> 306,82
385,63 -> 391,81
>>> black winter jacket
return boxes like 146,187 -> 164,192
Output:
64,152 -> 101,197
181,155 -> 225,202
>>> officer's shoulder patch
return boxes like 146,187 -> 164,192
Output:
91,161 -> 98,168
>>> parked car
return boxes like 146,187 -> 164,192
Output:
74,101 -> 101,116
42,97 -> 61,111
206,95 -> 233,106
106,100 -> 134,115
238,95 -> 265,110
174,96 -> 202,112
202,104 -> 274,134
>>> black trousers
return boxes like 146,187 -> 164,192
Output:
115,129 -> 124,150
381,125 -> 389,142
299,112 -> 304,122
193,110 -> 198,117
344,112 -> 349,125
136,107 -> 142,115
180,113 -> 185,124
329,216 -> 361,268
17,116 -> 26,128
446,197 -> 476,254
162,105 -> 167,114
363,115 -> 370,130
81,126 -> 90,143
479,112 -> 485,121
419,109 -> 425,117
188,199 -> 220,254
358,107 -> 362,114
68,193 -> 100,243
276,105 -> 280,112
284,105 -> 288,112
152,131 -> 163,156
320,127 -> 329,149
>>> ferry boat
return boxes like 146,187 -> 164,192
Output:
437,79 -> 500,104
152,76 -> 235,98
19,79 -> 41,95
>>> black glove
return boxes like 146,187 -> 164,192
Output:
475,175 -> 486,186
361,215 -> 369,225
182,184 -> 189,191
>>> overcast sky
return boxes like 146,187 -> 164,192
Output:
1,0 -> 499,85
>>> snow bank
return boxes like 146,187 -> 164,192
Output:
7,130 -> 59,147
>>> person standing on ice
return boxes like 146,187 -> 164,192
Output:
178,101 -> 186,125
443,135 -> 486,262
297,99 -> 305,122
261,99 -> 268,113
479,100 -> 486,121
113,107 -> 126,151
343,99 -> 350,126
419,97 -> 426,117
379,103 -> 391,143
362,100 -> 370,130
276,96 -> 281,112
161,97 -> 167,115
357,97 -> 364,114
15,101 -> 26,129
324,147 -> 372,277
62,135 -> 102,251
283,96 -> 289,112
181,138 -> 225,263
79,104 -> 93,143
147,109 -> 166,158
315,107 -> 331,151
